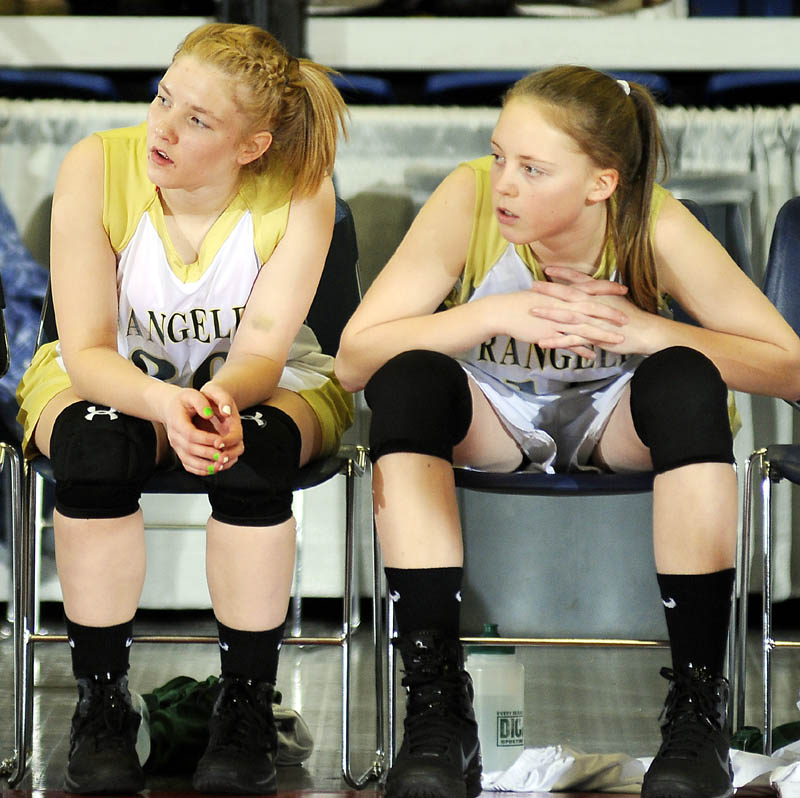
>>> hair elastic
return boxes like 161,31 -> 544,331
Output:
617,79 -> 631,96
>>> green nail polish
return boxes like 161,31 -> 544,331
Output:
207,464 -> 215,475
213,452 -> 220,461
203,406 -> 214,418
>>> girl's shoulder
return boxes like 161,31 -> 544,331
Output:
95,123 -> 156,253
238,172 -> 294,265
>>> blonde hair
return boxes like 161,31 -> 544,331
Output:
174,22 -> 348,197
506,66 -> 668,314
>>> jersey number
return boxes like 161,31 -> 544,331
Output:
130,349 -> 229,389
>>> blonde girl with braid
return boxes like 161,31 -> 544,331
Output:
16,22 -> 351,794
336,66 -> 800,798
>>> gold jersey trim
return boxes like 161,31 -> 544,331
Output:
97,122 -> 293,283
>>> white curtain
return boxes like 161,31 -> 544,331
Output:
2,98 -> 799,598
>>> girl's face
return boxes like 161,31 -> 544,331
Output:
489,98 -> 615,248
146,56 -> 269,192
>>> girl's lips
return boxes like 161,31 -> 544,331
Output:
150,147 -> 173,166
496,206 -> 518,223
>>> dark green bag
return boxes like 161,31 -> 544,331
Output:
140,675 -> 314,773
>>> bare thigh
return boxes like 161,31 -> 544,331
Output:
452,375 -> 524,472
591,384 -> 653,473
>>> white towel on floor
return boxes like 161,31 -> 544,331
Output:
480,745 -> 800,794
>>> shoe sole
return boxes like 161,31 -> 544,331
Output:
193,769 -> 277,795
64,772 -> 145,795
385,767 -> 482,798
641,779 -> 734,798
642,789 -> 733,798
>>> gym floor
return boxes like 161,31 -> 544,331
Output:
0,601 -> 797,797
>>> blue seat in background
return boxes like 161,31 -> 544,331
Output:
0,69 -> 118,101
423,69 -> 527,105
705,70 -> 800,107
331,72 -> 396,104
149,71 -> 396,105
423,69 -> 672,106
690,0 -> 794,13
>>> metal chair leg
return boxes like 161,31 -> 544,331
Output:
761,460 -> 775,755
342,448 -> 384,788
0,443 -> 22,780
734,450 -> 760,734
7,461 -> 35,786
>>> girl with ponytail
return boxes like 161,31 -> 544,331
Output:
16,22 -> 352,794
337,65 -> 800,798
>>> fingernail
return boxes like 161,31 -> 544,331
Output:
213,453 -> 220,461
221,404 -> 231,416
203,407 -> 214,418
207,464 -> 215,475
223,456 -> 229,464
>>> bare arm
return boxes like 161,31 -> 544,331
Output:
203,178 -> 336,408
51,135 -> 183,421
531,193 -> 800,400
650,194 -> 800,399
335,166 -> 627,392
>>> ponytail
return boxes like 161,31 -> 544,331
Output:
270,58 -> 349,197
610,83 -> 668,314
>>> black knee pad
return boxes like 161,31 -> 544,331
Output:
50,402 -> 157,519
629,346 -> 734,475
206,405 -> 301,527
365,350 -> 473,463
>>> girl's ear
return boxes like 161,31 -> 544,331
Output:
587,168 -> 619,203
238,130 -> 273,166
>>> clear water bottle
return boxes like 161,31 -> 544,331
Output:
465,623 -> 525,773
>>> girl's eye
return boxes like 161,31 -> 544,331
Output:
190,116 -> 208,128
491,153 -> 504,164
155,94 -> 167,105
524,165 -> 542,177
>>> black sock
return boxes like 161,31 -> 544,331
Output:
657,568 -> 735,676
65,615 -> 134,679
385,566 -> 463,639
217,620 -> 284,684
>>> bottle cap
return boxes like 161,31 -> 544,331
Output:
466,622 -> 515,655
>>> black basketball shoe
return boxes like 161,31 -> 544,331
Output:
193,676 -> 279,795
642,666 -> 734,798
64,672 -> 145,794
386,630 -> 482,798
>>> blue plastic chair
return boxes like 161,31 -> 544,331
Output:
740,196 -> 800,754
332,72 -> 396,104
706,71 -> 800,107
690,0 -> 793,13
149,71 -> 396,104
0,69 -> 118,101
423,69 -> 671,106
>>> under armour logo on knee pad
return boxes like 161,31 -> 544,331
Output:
84,406 -> 119,421
240,411 -> 266,428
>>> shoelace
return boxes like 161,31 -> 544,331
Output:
75,683 -> 135,751
658,667 -> 725,759
210,681 -> 276,753
402,671 -> 470,757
